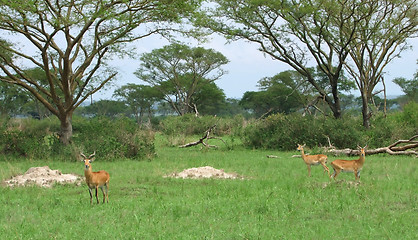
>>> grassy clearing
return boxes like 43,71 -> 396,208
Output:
0,138 -> 417,239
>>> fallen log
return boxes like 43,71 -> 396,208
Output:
327,135 -> 418,156
179,124 -> 227,149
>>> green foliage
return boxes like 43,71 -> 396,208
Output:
0,81 -> 31,116
365,102 -> 418,147
241,111 -> 416,150
72,117 -> 155,160
159,114 -> 245,146
0,118 -> 61,158
241,114 -> 328,150
192,82 -> 228,115
81,100 -> 129,118
400,101 -> 418,128
393,65 -> 418,102
135,43 -> 229,115
322,117 -> 365,149
0,116 -> 155,160
113,83 -> 163,124
243,68 -> 357,117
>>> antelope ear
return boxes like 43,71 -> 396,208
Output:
89,157 -> 95,162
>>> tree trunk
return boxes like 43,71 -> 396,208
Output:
361,93 -> 371,129
330,79 -> 342,119
59,114 -> 73,145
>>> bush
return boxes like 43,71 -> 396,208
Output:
158,114 -> 245,147
240,110 -> 416,151
240,114 -> 329,150
322,116 -> 365,149
0,116 -> 155,160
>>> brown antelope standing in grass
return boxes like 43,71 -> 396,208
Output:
330,146 -> 367,181
80,152 -> 110,204
297,144 -> 330,177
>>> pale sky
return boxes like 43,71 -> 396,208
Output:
100,34 -> 418,100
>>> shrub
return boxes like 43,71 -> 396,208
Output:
71,116 -> 155,160
241,114 -> 374,150
322,116 -> 365,149
239,111 -> 415,151
158,114 -> 245,147
0,116 -> 155,160
240,114 -> 329,150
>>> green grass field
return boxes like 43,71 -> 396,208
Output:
0,137 -> 417,239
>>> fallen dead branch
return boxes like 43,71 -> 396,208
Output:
326,135 -> 418,156
179,124 -> 227,149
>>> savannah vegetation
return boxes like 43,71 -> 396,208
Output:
0,133 -> 417,239
0,109 -> 417,239
0,0 -> 417,239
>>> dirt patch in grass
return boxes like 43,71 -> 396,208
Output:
320,179 -> 361,188
165,166 -> 244,179
3,166 -> 83,188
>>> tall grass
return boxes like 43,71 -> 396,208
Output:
0,136 -> 416,239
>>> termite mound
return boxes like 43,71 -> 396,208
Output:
3,166 -> 83,188
165,166 -> 244,180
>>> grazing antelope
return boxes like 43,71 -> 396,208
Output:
330,146 -> 367,181
80,152 -> 110,204
297,144 -> 330,177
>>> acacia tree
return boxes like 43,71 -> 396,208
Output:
192,82 -> 227,115
134,43 -> 229,115
113,84 -> 163,125
344,0 -> 418,128
83,99 -> 129,118
0,81 -> 30,116
393,61 -> 418,103
195,0 -> 366,119
0,0 -> 201,144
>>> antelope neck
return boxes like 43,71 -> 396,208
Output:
84,168 -> 93,178
358,154 -> 365,163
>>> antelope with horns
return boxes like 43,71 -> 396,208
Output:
297,144 -> 330,177
80,152 -> 110,204
330,145 -> 367,181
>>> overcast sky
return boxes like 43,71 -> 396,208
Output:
100,33 -> 418,100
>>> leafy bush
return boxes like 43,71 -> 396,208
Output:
72,116 -> 155,160
240,114 -> 329,150
240,110 -> 416,151
0,116 -> 155,160
322,116 -> 365,149
0,118 -> 61,158
159,114 -> 245,147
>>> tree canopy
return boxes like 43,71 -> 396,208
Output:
194,0 -> 367,119
113,83 -> 163,125
134,43 -> 229,115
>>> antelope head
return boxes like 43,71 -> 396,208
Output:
80,152 -> 96,170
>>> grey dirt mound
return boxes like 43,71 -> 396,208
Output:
3,166 -> 83,188
165,166 -> 243,179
